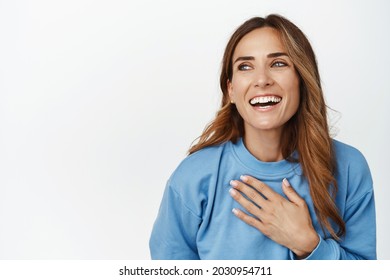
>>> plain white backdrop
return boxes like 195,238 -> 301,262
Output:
0,0 -> 389,259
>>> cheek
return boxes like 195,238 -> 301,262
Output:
230,75 -> 252,92
292,92 -> 300,113
286,75 -> 300,103
291,87 -> 300,114
281,76 -> 300,114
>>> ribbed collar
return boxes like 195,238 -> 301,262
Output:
230,138 -> 301,178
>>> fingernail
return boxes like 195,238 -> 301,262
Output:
240,175 -> 248,182
232,208 -> 239,215
229,188 -> 237,196
230,180 -> 238,187
283,178 -> 290,187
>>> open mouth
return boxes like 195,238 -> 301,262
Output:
249,95 -> 282,108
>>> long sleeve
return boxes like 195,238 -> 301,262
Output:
149,184 -> 202,260
290,141 -> 377,260
299,190 -> 376,260
150,139 -> 376,259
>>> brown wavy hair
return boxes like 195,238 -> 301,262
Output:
188,14 -> 345,239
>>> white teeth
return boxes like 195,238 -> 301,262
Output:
250,96 -> 282,105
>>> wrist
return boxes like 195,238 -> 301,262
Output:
292,231 -> 320,259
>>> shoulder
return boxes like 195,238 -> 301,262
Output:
333,139 -> 366,161
167,141 -> 230,192
332,139 -> 373,201
332,139 -> 370,173
178,143 -> 227,171
163,142 -> 231,217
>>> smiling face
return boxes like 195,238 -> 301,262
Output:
228,27 -> 300,139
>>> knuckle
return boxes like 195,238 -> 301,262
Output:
243,203 -> 255,214
295,196 -> 305,205
245,216 -> 255,226
247,189 -> 258,201
245,175 -> 254,183
261,227 -> 271,236
258,182 -> 266,192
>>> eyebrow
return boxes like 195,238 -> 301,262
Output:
233,52 -> 289,64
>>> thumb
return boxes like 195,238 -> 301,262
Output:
282,178 -> 304,205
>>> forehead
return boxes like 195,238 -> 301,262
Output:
233,27 -> 286,57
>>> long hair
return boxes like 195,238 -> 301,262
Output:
188,14 -> 345,239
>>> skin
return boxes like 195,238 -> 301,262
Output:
227,27 -> 320,258
228,27 -> 300,162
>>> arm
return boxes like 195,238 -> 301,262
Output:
230,176 -> 376,260
149,184 -> 201,260
301,190 -> 376,260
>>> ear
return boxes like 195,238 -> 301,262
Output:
227,80 -> 233,102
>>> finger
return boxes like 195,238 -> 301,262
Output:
282,178 -> 305,206
230,179 -> 268,207
229,187 -> 263,218
232,208 -> 264,231
240,175 -> 282,201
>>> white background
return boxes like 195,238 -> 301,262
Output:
0,0 -> 389,259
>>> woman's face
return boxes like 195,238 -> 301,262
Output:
228,27 -> 300,137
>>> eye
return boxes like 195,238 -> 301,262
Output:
271,61 -> 288,68
238,63 -> 253,71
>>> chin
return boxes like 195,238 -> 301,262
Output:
249,123 -> 283,132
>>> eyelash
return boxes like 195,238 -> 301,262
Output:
237,61 -> 288,71
272,61 -> 288,67
238,64 -> 252,71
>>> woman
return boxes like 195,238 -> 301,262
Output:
149,14 -> 376,260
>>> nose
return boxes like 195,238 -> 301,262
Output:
254,68 -> 273,88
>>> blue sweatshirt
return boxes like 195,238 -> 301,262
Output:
149,138 -> 376,259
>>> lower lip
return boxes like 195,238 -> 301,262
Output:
251,102 -> 281,112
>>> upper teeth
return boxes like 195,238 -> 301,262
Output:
250,96 -> 282,105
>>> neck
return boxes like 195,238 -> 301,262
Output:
243,128 -> 283,162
